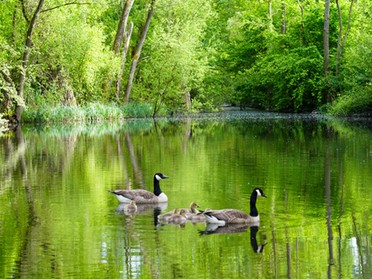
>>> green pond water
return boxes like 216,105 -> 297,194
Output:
1,112 -> 371,278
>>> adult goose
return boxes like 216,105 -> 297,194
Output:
109,173 -> 169,203
203,188 -> 266,226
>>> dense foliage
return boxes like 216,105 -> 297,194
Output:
0,0 -> 371,123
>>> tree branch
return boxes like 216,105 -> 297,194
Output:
19,0 -> 30,23
41,1 -> 92,13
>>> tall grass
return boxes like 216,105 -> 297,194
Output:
22,102 -> 154,123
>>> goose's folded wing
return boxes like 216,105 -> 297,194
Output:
111,189 -> 157,203
208,209 -> 249,222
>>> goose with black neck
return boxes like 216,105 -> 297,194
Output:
109,173 -> 169,203
203,188 -> 266,226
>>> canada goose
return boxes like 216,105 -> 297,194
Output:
109,173 -> 169,203
158,208 -> 180,222
203,188 -> 266,225
168,209 -> 188,224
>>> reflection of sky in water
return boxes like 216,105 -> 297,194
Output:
101,241 -> 108,264
350,237 -> 361,276
127,248 -> 142,278
101,238 -> 142,277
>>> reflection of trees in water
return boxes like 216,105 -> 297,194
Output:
13,127 -> 38,277
325,142 -> 335,279
1,126 -> 80,278
1,115 -> 371,278
125,132 -> 144,188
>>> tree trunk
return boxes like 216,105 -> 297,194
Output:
113,0 -> 135,54
297,0 -> 305,45
116,22 -> 134,100
268,0 -> 273,31
124,0 -> 156,104
335,0 -> 354,77
342,0 -> 354,48
281,1 -> 287,34
105,0 -> 134,98
323,0 -> 331,103
335,0 -> 342,76
184,91 -> 191,110
16,0 -> 45,123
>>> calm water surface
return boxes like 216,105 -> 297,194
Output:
1,112 -> 371,279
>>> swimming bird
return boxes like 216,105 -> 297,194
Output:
158,208 -> 180,222
178,202 -> 201,217
109,173 -> 169,203
184,202 -> 206,223
203,188 -> 266,226
159,202 -> 200,222
168,209 -> 188,224
187,202 -> 201,214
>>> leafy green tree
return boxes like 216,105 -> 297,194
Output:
128,0 -> 213,114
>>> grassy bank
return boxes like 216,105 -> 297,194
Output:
22,102 -> 154,123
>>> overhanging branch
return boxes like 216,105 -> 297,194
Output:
41,1 -> 92,13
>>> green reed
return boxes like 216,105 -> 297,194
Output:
22,102 -> 154,123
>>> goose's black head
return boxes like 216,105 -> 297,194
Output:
253,188 -> 267,198
154,173 -> 169,181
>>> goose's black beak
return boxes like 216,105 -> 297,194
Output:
163,175 -> 169,179
262,193 -> 267,198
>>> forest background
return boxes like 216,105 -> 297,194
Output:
0,0 -> 371,127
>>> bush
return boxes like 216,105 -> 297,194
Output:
121,103 -> 153,118
0,113 -> 9,134
328,87 -> 372,116
237,46 -> 325,112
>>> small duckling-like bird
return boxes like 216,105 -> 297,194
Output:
187,202 -> 201,214
184,202 -> 206,223
168,209 -> 188,224
109,173 -> 169,203
177,202 -> 201,218
158,208 -> 180,222
160,202 -> 201,222
203,188 -> 266,226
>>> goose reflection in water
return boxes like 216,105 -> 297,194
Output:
199,224 -> 266,254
